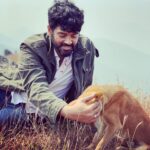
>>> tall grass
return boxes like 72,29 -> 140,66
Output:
0,119 -> 95,150
0,92 -> 150,150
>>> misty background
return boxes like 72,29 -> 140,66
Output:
0,0 -> 150,94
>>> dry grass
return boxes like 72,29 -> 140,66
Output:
0,120 -> 95,150
0,92 -> 150,150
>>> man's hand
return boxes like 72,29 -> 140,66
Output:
60,94 -> 101,123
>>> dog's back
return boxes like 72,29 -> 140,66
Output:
110,90 -> 150,145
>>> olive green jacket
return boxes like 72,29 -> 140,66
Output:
0,33 -> 99,124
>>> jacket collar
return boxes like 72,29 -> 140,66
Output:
45,35 -> 56,66
73,39 -> 91,62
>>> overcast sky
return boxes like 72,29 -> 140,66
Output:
0,0 -> 150,93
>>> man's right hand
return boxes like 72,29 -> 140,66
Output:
60,94 -> 101,123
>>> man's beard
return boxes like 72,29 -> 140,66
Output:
58,45 -> 74,57
51,36 -> 74,57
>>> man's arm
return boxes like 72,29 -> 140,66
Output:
19,43 -> 67,124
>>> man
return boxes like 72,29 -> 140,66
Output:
0,1 -> 100,129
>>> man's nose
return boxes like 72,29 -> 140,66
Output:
64,37 -> 73,45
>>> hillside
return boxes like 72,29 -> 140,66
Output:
93,38 -> 150,93
0,34 -> 18,55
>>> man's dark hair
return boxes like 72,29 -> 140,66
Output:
48,2 -> 84,32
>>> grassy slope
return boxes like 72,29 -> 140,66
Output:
0,92 -> 149,150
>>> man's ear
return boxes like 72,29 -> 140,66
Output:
47,25 -> 52,36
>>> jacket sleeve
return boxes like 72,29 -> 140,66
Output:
0,57 -> 24,92
18,43 -> 67,124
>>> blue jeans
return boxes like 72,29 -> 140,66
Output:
0,89 -> 27,131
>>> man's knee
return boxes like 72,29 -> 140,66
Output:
0,103 -> 27,131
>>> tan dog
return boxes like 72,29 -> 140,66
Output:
79,85 -> 150,150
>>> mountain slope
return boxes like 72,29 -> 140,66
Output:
93,38 -> 150,93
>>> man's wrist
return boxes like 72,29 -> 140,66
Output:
60,105 -> 72,119
60,105 -> 68,118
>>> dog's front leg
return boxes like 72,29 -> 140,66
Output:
95,124 -> 121,150
86,117 -> 105,149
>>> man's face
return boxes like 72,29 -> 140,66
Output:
48,26 -> 79,57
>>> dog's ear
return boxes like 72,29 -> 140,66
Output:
100,95 -> 109,105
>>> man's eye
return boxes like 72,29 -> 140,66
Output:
59,34 -> 66,38
72,34 -> 79,39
